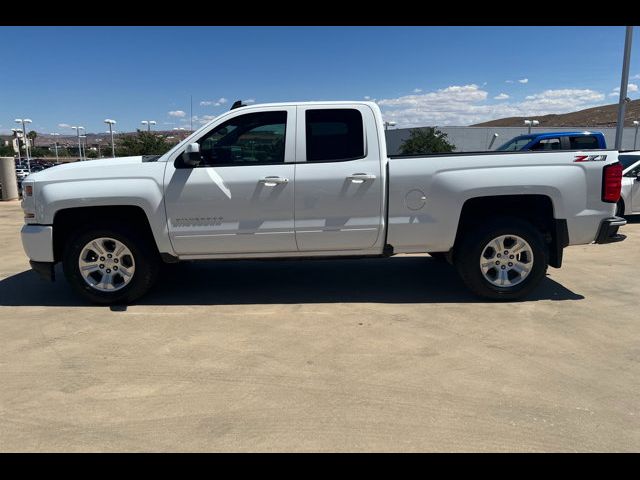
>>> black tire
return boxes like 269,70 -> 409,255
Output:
62,223 -> 160,305
453,217 -> 548,301
616,199 -> 625,217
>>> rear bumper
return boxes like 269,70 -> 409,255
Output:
594,216 -> 627,244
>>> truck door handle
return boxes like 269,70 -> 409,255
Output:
260,176 -> 289,187
347,173 -> 376,184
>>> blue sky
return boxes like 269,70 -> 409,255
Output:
1,26 -> 638,133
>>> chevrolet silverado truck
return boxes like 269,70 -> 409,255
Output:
20,101 -> 626,304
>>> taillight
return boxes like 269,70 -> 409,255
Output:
602,162 -> 623,203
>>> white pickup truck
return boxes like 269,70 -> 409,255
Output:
20,101 -> 626,304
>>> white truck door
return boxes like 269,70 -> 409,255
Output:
163,107 -> 297,255
294,105 -> 383,251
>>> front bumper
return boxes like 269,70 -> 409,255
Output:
594,216 -> 627,244
21,225 -> 54,262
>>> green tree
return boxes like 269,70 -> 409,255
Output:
30,147 -> 50,157
115,130 -> 173,157
399,128 -> 456,155
0,144 -> 15,156
27,130 -> 37,148
86,149 -> 98,159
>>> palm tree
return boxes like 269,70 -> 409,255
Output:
27,130 -> 38,148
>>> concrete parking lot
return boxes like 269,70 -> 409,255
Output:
0,199 -> 639,452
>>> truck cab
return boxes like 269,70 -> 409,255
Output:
496,131 -> 606,151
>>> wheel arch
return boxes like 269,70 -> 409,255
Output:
52,205 -> 160,263
452,194 -> 566,268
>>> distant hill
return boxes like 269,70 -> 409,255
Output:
473,99 -> 640,128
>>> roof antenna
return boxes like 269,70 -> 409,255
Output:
230,100 -> 246,110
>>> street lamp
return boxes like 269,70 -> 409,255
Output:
50,133 -> 60,163
104,119 -> 117,158
80,135 -> 87,160
524,119 -> 539,134
384,121 -> 397,131
141,120 -> 156,132
15,118 -> 32,172
488,133 -> 499,150
71,126 -> 85,161
11,128 -> 22,163
634,120 -> 639,150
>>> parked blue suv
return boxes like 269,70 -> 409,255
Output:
496,131 -> 606,151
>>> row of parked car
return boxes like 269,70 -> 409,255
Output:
15,160 -> 57,188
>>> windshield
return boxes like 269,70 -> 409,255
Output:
496,136 -> 534,151
618,154 -> 640,171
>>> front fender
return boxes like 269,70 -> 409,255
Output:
37,178 -> 174,256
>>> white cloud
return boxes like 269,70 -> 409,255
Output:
181,115 -> 217,126
505,80 -> 514,84
494,93 -> 509,100
163,121 -> 175,125
609,83 -> 639,96
200,97 -> 228,107
377,84 -> 607,127
632,74 -> 640,80
168,110 -> 186,117
244,99 -> 256,104
413,88 -> 422,93
364,96 -> 371,100
518,78 -> 529,84
58,123 -> 71,128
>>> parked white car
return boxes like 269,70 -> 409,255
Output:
618,152 -> 640,215
20,101 -> 626,304
16,168 -> 29,181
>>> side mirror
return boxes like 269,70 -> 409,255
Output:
181,143 -> 201,167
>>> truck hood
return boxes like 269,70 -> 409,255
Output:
24,155 -> 162,183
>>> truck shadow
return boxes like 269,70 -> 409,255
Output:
0,256 -> 583,307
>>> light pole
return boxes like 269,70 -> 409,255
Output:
50,133 -> 60,163
524,119 -> 539,134
634,121 -> 640,150
104,119 -> 116,158
11,128 -> 22,163
615,26 -> 634,150
15,118 -> 32,172
384,121 -> 397,131
141,120 -> 156,132
80,135 -> 87,160
96,138 -> 103,158
71,126 -> 85,161
488,133 -> 499,150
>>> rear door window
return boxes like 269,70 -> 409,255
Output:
569,136 -> 600,149
305,109 -> 364,162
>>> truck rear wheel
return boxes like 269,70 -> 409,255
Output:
62,224 -> 160,305
454,217 -> 547,301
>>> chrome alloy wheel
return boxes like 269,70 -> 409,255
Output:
479,234 -> 533,287
78,237 -> 136,292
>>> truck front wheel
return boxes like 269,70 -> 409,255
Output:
62,224 -> 160,305
454,218 -> 548,301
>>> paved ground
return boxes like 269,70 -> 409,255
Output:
0,199 -> 639,452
